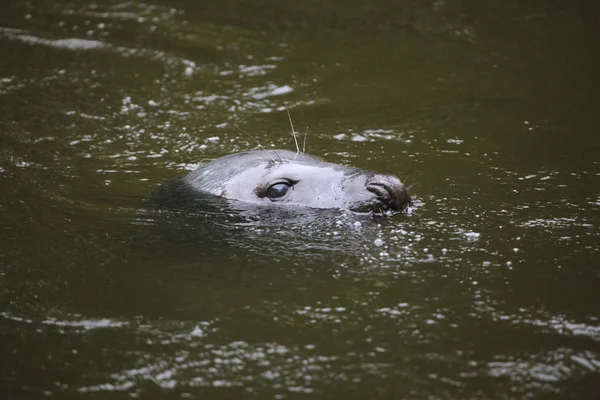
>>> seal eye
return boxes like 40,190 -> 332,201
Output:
266,182 -> 291,200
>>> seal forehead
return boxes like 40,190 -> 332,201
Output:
260,157 -> 347,180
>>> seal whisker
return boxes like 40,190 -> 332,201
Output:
399,174 -> 414,188
407,182 -> 418,190
303,127 -> 308,154
286,106 -> 300,155
239,128 -> 280,162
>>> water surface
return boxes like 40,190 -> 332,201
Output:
1,0 -> 599,398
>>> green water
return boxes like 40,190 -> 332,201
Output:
1,0 -> 599,398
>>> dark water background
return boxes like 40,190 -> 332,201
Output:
1,0 -> 599,398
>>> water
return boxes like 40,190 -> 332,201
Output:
1,0 -> 599,398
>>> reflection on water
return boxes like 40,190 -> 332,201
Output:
1,0 -> 600,398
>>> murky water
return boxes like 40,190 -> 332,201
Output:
1,0 -> 599,398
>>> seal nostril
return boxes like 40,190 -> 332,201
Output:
366,177 -> 411,212
366,182 -> 392,202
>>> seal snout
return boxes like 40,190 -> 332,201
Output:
365,175 -> 411,213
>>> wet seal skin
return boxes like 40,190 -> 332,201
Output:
182,149 -> 411,215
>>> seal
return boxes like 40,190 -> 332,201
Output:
182,149 -> 411,215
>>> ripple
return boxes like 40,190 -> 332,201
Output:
486,348 -> 600,393
1,311 -> 128,330
12,35 -> 106,50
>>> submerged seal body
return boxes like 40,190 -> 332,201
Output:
182,149 -> 411,215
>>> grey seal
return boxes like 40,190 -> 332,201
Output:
183,149 -> 411,215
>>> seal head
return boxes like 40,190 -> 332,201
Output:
183,149 -> 411,214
